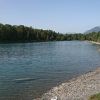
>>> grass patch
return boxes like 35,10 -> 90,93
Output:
89,93 -> 100,100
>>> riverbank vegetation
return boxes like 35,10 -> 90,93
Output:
89,93 -> 100,100
86,32 -> 100,42
0,23 -> 100,43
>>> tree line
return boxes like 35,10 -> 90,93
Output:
0,23 -> 100,43
85,32 -> 100,42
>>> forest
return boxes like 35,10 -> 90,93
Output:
85,32 -> 100,42
0,23 -> 100,43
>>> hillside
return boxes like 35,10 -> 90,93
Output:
85,26 -> 100,34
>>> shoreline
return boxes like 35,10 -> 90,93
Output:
35,67 -> 100,100
88,41 -> 100,45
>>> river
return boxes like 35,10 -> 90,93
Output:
0,41 -> 100,100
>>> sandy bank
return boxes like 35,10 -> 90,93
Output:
89,41 -> 100,45
35,68 -> 100,100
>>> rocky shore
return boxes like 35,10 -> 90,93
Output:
35,68 -> 100,100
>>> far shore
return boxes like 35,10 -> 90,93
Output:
35,67 -> 100,100
88,41 -> 100,45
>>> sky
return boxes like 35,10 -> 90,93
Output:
0,0 -> 100,33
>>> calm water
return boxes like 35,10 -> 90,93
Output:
0,41 -> 100,100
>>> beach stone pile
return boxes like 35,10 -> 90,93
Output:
35,68 -> 100,100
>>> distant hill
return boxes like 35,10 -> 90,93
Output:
85,26 -> 100,34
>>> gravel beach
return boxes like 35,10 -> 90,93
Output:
35,67 -> 100,100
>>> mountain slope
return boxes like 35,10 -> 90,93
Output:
85,26 -> 100,34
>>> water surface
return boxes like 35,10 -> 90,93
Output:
0,41 -> 100,100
